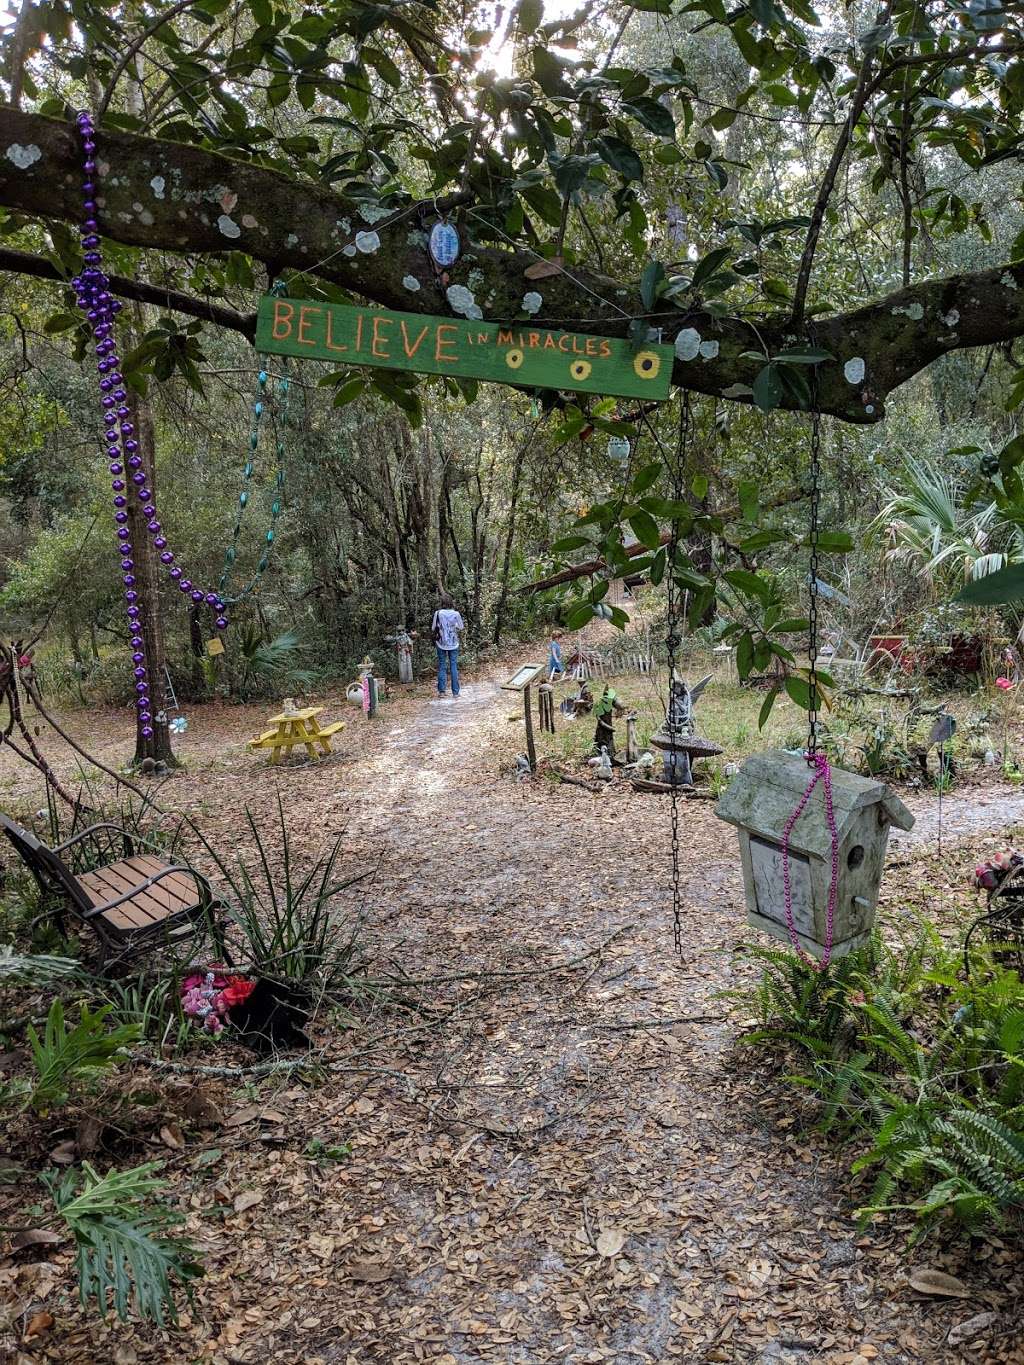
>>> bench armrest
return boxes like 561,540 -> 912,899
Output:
53,822 -> 137,857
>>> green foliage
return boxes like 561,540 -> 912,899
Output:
0,943 -> 79,985
733,925 -> 1024,1240
25,1000 -> 141,1112
872,456 -> 1013,595
48,1162 -> 202,1325
100,972 -> 191,1052
593,685 -> 619,718
230,626 -> 316,701
190,797 -> 366,988
304,1137 -> 353,1164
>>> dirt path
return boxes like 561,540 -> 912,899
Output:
273,677 -> 1022,1364
5,676 -> 1023,1364
892,785 -> 1024,852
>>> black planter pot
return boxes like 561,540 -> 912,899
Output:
226,976 -> 312,1055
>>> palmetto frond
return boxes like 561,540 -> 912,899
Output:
871,456 -> 1003,586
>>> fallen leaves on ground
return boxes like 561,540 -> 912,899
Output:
1,671 -> 1022,1362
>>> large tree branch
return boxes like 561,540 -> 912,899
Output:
0,245 -> 256,335
519,487 -> 806,595
1,107 -> 1023,425
791,42 -> 878,325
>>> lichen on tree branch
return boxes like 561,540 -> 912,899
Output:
0,106 -> 1022,426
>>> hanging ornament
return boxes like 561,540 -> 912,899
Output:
218,346 -> 290,607
607,435 -> 631,461
429,220 -> 461,269
72,110 -> 228,741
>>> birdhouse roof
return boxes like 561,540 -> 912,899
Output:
715,750 -> 914,858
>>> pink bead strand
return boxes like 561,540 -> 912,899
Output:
780,750 -> 839,972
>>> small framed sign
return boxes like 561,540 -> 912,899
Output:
206,637 -> 225,657
429,220 -> 460,269
501,663 -> 544,691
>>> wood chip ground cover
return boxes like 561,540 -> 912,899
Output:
1,670 -> 1022,1363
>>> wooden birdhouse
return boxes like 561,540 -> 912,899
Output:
715,750 -> 914,959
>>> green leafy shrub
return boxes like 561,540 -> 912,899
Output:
25,999 -> 140,1112
229,626 -> 315,700
47,1161 -> 202,1324
733,926 -> 1024,1240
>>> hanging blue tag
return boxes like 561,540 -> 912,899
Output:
429,220 -> 460,268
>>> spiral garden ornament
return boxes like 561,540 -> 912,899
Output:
72,111 -> 228,740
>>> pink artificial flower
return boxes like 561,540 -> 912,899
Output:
996,677 -> 1013,690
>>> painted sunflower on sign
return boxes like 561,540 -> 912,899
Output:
633,350 -> 662,380
505,348 -> 524,370
569,359 -> 592,381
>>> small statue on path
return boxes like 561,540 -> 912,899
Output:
588,745 -> 613,781
593,684 -> 626,759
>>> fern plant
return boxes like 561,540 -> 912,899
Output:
47,1161 -> 202,1324
854,1102 -> 1024,1240
25,1000 -> 140,1111
734,923 -> 1024,1241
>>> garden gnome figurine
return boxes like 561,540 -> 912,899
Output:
588,745 -> 613,781
593,684 -> 625,759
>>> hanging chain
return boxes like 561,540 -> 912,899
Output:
806,402 -> 822,759
666,392 -> 691,959
219,362 -> 291,607
779,380 -> 838,972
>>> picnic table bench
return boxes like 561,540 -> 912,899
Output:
247,706 -> 344,763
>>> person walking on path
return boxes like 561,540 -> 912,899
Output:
432,592 -> 465,697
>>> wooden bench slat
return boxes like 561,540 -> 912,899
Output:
121,856 -> 198,909
78,855 -> 203,933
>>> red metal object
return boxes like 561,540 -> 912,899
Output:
867,633 -> 909,671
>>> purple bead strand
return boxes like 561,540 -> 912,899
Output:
72,113 -> 229,736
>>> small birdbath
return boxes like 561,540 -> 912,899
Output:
647,673 -> 722,787
649,729 -> 723,786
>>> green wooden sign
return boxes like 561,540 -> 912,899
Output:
255,296 -> 673,400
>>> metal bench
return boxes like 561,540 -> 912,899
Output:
1,814 -> 222,971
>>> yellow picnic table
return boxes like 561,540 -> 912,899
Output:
248,706 -> 345,764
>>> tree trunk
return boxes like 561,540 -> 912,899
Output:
126,387 -> 175,767
594,714 -> 615,758
492,440 -> 527,645
188,603 -> 206,696
66,611 -> 83,668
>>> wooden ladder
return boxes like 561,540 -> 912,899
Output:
163,665 -> 179,713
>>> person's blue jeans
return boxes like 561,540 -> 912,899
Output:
437,647 -> 459,696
